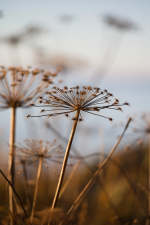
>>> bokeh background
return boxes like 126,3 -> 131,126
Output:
0,0 -> 149,151
0,1 -> 150,224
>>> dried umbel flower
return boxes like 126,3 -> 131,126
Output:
103,15 -> 138,31
1,25 -> 45,47
29,86 -> 129,218
0,66 -> 59,108
124,113 -> 150,150
30,86 -> 129,122
132,113 -> 150,136
0,66 -> 59,222
16,139 -> 63,223
16,139 -> 63,169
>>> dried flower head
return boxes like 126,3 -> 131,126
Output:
123,113 -> 150,151
16,139 -> 63,171
103,15 -> 138,31
133,113 -> 150,134
30,86 -> 129,121
0,66 -> 59,108
1,25 -> 45,46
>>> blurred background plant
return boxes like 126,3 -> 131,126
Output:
0,25 -> 47,65
0,66 -> 59,224
92,14 -> 138,81
16,139 -> 63,223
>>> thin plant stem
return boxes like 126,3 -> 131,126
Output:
30,157 -> 43,224
48,110 -> 80,224
46,122 -> 95,173
59,160 -> 80,199
146,135 -> 150,225
60,157 -> 123,224
63,117 -> 131,220
149,135 -> 150,215
47,118 -> 146,218
9,107 -> 16,224
0,169 -> 31,225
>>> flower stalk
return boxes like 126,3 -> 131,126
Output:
146,135 -> 150,225
51,110 -> 80,211
8,107 -> 16,224
149,135 -> 150,213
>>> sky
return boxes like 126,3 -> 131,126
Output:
0,0 -> 150,160
0,0 -> 150,80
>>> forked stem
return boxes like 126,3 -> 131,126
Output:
50,110 -> 80,216
9,107 -> 16,225
30,157 -> 43,224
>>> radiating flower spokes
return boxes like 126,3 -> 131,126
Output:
103,14 -> 138,31
0,66 -> 60,109
15,139 -> 64,172
28,86 -> 129,121
15,139 -> 64,223
124,113 -> 150,151
117,113 -> 150,152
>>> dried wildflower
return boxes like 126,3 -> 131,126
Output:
124,113 -> 150,150
16,139 -> 63,223
0,66 -> 59,219
103,15 -> 138,31
29,86 -> 128,217
31,86 -> 128,122
95,15 -> 138,81
0,66 -> 58,108
16,139 -> 63,169
1,25 -> 45,47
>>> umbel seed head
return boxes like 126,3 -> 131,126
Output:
0,66 -> 59,109
29,86 -> 129,122
16,139 -> 63,170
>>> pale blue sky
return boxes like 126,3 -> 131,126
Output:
0,0 -> 150,80
0,1 -> 150,160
